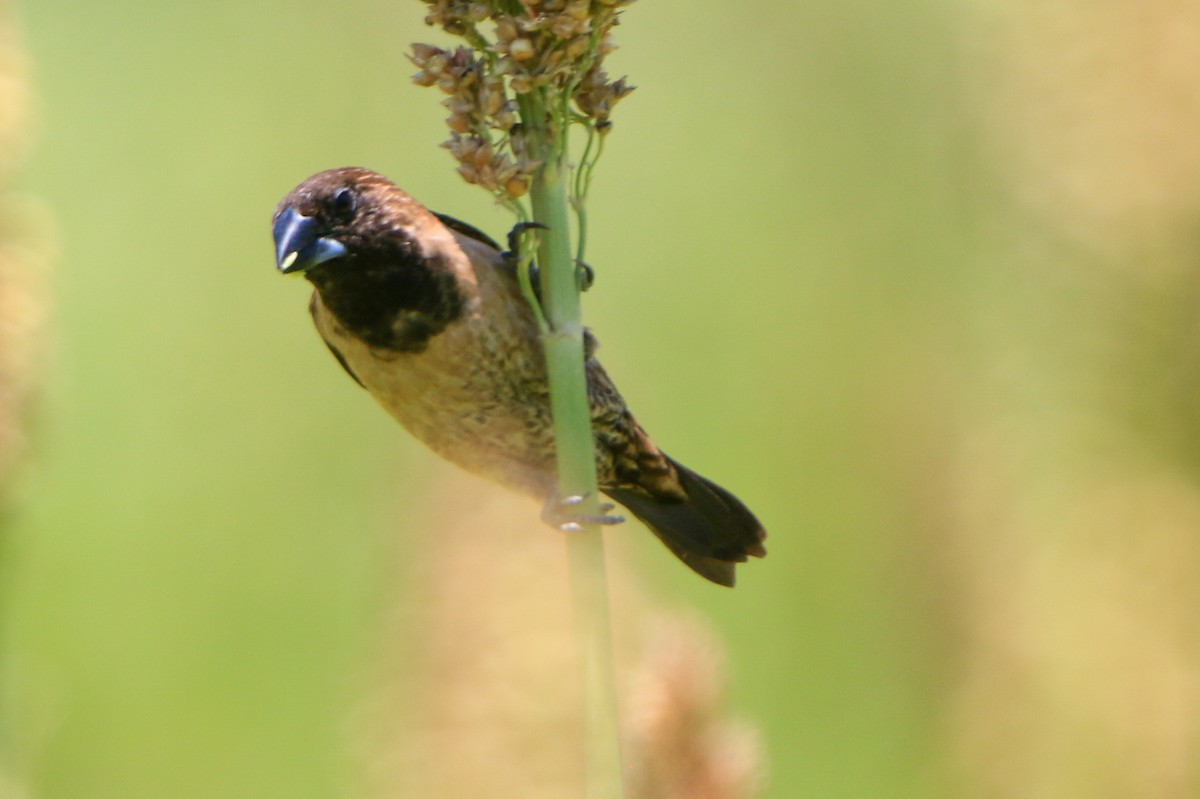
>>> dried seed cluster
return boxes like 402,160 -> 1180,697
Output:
411,0 -> 635,202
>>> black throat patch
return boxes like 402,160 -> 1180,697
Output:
306,244 -> 465,353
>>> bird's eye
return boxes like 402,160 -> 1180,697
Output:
330,187 -> 356,221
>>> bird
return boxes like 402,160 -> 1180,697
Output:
272,167 -> 767,586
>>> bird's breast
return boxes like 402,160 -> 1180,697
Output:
310,290 -> 558,497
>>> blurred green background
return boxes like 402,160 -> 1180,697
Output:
5,1 -> 1200,798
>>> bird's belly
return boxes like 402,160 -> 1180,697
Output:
379,370 -> 554,497
316,304 -> 557,497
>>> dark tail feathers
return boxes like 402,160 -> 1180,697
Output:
603,456 -> 767,587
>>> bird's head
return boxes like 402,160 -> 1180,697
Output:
272,167 -> 415,277
272,168 -> 477,351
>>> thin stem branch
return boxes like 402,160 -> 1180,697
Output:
412,7 -> 636,794
522,89 -> 626,799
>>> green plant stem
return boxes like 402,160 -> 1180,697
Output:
522,92 -> 626,799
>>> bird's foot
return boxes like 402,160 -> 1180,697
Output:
505,221 -> 548,262
541,492 -> 625,533
504,223 -> 595,295
575,260 -> 594,292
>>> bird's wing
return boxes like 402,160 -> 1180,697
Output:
433,212 -> 502,251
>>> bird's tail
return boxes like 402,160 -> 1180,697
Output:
603,456 -> 767,587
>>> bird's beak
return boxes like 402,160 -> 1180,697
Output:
273,207 -> 347,274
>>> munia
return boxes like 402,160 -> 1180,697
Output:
272,167 -> 766,586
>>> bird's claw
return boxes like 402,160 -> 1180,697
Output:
503,222 -> 596,296
542,492 -> 624,532
505,221 -> 547,261
575,260 -> 594,292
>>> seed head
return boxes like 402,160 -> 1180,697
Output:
413,0 -> 637,198
509,37 -> 535,61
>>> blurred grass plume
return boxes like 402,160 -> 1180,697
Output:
0,7 -> 47,799
0,8 -> 45,496
360,475 -> 764,798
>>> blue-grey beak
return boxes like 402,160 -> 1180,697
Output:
273,207 -> 348,274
